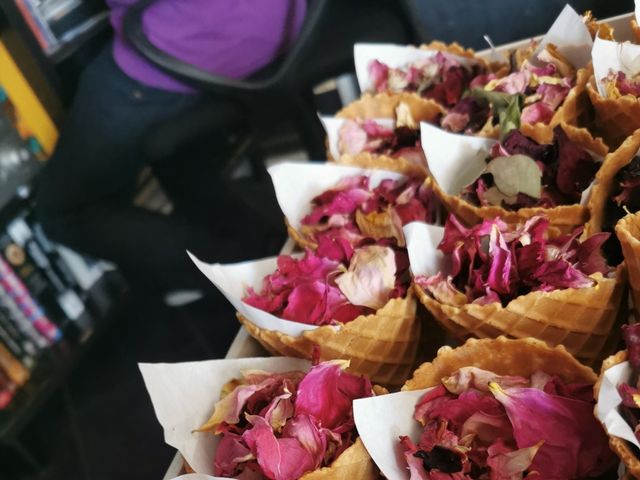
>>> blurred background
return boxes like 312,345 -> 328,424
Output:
0,0 -> 634,479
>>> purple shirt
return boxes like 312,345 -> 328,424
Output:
107,0 -> 306,93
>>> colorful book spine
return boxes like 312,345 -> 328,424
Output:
13,0 -> 57,51
0,367 -> 17,409
0,282 -> 48,349
0,255 -> 61,343
0,341 -> 29,386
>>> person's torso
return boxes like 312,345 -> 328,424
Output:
107,0 -> 306,92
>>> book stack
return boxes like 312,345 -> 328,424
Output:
12,0 -> 108,56
0,74 -> 110,410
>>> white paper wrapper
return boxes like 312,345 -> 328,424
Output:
268,161 -> 405,230
139,356 -> 311,479
402,222 -> 446,279
592,36 -> 640,97
353,388 -> 432,480
320,116 -> 395,160
534,4 -> 593,69
353,43 -> 478,94
596,360 -> 640,449
420,122 -> 495,196
636,0 -> 640,27
189,252 -> 318,337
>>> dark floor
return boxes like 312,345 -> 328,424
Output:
17,288 -> 239,480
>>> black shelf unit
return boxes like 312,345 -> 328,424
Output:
0,0 -> 111,119
0,270 -> 128,470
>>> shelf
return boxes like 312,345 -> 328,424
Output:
0,270 -> 128,442
47,12 -> 109,65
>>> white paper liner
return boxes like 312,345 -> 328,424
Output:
268,161 -> 406,230
189,252 -> 318,337
636,0 -> 640,28
353,388 -> 432,480
534,4 -> 593,70
353,43 -> 478,94
402,222 -> 446,279
420,122 -> 495,196
320,116 -> 395,160
592,36 -> 640,97
139,356 -> 311,479
596,360 -> 640,449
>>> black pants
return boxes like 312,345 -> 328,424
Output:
36,45 -> 281,292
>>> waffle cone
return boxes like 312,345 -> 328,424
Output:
333,151 -> 427,180
616,212 -> 640,321
432,122 -> 608,233
419,41 -> 476,59
299,437 -> 378,480
587,77 -> 640,149
403,336 -> 597,391
586,129 -> 640,237
594,350 -> 640,479
285,217 -> 317,250
413,265 -> 626,366
632,19 -> 640,44
238,293 -> 420,386
337,92 -> 445,121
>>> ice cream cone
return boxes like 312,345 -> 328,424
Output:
238,294 -> 420,386
616,212 -> 640,321
285,217 -> 317,250
337,92 -> 445,122
402,336 -> 597,391
585,129 -> 640,237
299,437 -> 378,480
587,77 -> 640,150
594,350 -> 640,479
332,92 -> 440,178
431,122 -> 608,233
413,265 -> 626,367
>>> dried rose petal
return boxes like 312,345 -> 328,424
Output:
294,360 -> 372,432
486,438 -> 542,480
623,324 -> 640,372
243,415 -> 317,480
618,383 -> 640,409
489,383 -> 617,478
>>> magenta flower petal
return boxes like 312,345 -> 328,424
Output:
489,383 -> 617,478
243,415 -> 317,480
294,360 -> 372,432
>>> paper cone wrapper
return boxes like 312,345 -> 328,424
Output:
239,293 -> 420,387
352,336 -> 595,480
595,350 -> 640,480
404,222 -> 626,365
421,121 -> 608,233
586,129 -> 640,237
268,162 -> 406,248
616,212 -> 640,321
